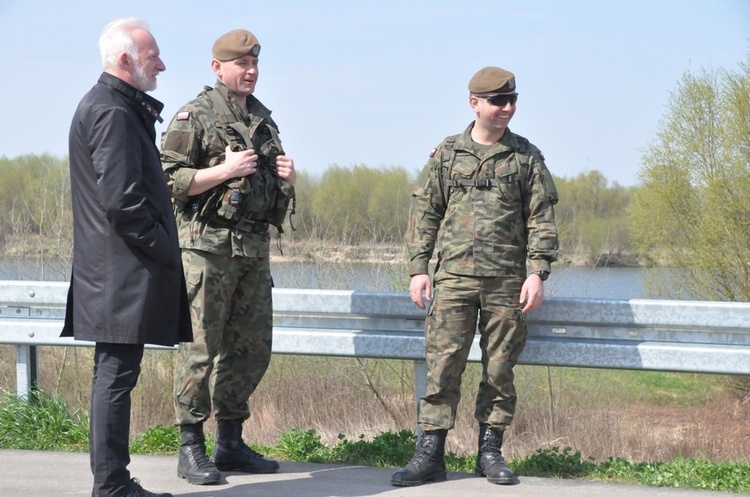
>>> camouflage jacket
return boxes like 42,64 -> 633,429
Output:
160,81 -> 294,258
406,123 -> 559,277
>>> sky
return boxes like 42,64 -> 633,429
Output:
0,1 -> 748,187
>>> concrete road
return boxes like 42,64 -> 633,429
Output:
1,449 -> 737,497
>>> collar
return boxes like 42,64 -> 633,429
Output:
212,80 -> 273,121
456,122 -> 521,153
98,72 -> 165,124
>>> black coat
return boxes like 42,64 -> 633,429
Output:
62,73 -> 192,346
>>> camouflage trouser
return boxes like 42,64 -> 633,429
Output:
418,270 -> 527,431
174,249 -> 273,425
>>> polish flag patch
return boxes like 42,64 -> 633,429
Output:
176,111 -> 190,121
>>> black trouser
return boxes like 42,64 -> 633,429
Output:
90,343 -> 144,497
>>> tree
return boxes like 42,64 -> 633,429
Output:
283,169 -> 321,239
630,52 -> 750,301
555,171 -> 634,266
310,164 -> 413,244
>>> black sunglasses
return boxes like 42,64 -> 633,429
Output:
485,94 -> 518,107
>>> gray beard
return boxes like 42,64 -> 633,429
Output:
133,65 -> 156,92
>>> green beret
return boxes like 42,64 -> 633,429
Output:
212,29 -> 261,61
468,66 -> 516,95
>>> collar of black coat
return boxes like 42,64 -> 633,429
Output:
97,72 -> 165,124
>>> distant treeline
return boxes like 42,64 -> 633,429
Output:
0,154 -> 637,267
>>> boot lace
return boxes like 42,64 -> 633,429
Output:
188,444 -> 217,469
407,434 -> 437,469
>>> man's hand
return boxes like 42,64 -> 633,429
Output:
275,155 -> 296,185
409,274 -> 432,309
520,273 -> 545,313
224,145 -> 258,178
187,146 -> 258,196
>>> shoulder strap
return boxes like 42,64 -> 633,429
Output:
513,135 -> 534,205
203,86 -> 259,151
440,133 -> 534,202
440,135 -> 459,204
514,135 -> 531,184
204,86 -> 236,124
441,134 -> 506,197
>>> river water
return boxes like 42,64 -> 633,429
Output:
0,258 -> 648,300
271,263 -> 648,299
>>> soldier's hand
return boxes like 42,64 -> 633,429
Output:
520,274 -> 545,313
275,155 -> 296,185
410,274 -> 432,310
224,146 -> 258,178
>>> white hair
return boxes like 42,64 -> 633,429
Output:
99,18 -> 150,70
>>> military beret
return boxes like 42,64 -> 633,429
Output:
468,66 -> 516,95
212,29 -> 261,61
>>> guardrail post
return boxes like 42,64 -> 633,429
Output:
413,359 -> 426,439
16,345 -> 38,400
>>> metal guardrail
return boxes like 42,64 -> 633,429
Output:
1,281 -> 749,401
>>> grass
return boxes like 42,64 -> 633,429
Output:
528,367 -> 722,409
1,346 -> 748,463
1,391 -> 748,493
0,390 -> 88,451
512,446 -> 750,493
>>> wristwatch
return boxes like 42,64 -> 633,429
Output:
531,271 -> 549,281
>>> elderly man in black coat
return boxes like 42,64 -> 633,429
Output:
63,18 -> 192,497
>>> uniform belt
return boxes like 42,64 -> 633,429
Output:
445,176 -> 519,188
445,178 -> 498,188
234,218 -> 269,234
203,216 -> 269,234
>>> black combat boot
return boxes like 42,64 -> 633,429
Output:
213,419 -> 280,474
475,424 -> 517,484
177,423 -> 221,485
390,429 -> 448,487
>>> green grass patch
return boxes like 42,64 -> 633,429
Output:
131,423 -> 180,455
512,447 -> 750,493
592,457 -> 750,493
614,371 -> 716,406
512,446 -> 597,478
0,389 -> 88,451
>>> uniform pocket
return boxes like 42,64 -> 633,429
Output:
184,259 -> 204,301
494,163 -> 522,202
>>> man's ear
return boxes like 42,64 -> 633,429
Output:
211,59 -> 222,78
469,95 -> 480,112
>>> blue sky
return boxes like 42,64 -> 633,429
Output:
1,0 -> 747,186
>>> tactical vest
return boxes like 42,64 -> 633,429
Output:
440,134 -> 532,205
196,86 -> 292,233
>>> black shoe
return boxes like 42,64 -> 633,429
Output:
474,424 -> 518,485
177,423 -> 221,485
126,478 -> 172,497
213,419 -> 280,474
391,429 -> 447,487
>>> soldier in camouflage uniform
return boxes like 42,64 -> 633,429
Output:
160,29 -> 296,486
391,67 -> 559,487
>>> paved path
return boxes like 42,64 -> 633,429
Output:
1,449 -> 737,497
